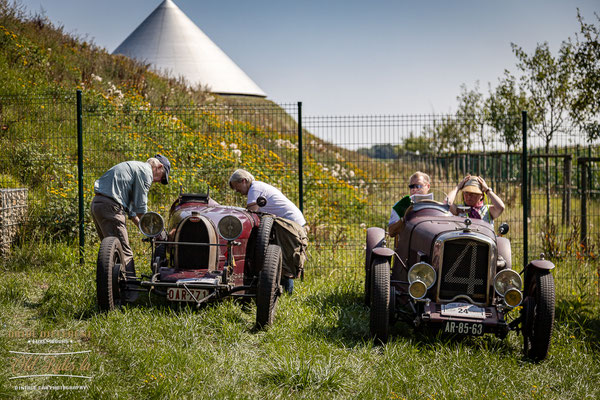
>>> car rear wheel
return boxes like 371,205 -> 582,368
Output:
370,257 -> 391,343
522,269 -> 555,361
96,236 -> 126,311
256,244 -> 282,328
254,215 -> 274,272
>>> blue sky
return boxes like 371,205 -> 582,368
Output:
16,0 -> 600,116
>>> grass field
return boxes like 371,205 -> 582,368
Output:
1,240 -> 599,400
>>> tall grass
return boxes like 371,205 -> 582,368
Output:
0,248 -> 598,399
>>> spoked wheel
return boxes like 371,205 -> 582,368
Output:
254,215 -> 274,272
522,269 -> 555,361
96,236 -> 126,311
255,244 -> 282,328
370,258 -> 391,343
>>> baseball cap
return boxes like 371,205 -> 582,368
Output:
155,154 -> 171,185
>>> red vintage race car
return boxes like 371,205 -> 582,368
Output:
96,192 -> 282,328
365,199 -> 556,361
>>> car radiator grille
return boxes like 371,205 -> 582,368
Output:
176,219 -> 211,269
438,239 -> 489,303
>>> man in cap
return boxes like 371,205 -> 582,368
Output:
447,174 -> 505,224
91,154 -> 170,271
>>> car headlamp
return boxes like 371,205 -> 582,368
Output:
218,215 -> 243,240
409,280 -> 428,300
504,288 -> 523,307
139,212 -> 164,237
493,269 -> 522,296
408,262 -> 436,289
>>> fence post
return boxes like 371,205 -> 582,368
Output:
563,155 -> 572,225
297,101 -> 303,213
77,89 -> 84,265
581,159 -> 588,248
522,111 -> 528,268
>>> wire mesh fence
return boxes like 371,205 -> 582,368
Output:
1,91 -> 599,302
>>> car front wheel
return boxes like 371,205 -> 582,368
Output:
370,257 -> 391,343
255,244 -> 282,328
96,236 -> 126,311
522,269 -> 555,361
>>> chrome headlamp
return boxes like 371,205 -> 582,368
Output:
217,215 -> 243,240
408,262 -> 436,300
138,212 -> 164,237
494,269 -> 523,307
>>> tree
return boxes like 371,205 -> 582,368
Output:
487,72 -> 531,152
512,40 -> 574,220
424,116 -> 466,154
570,10 -> 600,141
456,82 -> 488,152
401,132 -> 434,155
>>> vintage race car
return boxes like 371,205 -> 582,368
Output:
365,199 -> 556,361
96,192 -> 282,328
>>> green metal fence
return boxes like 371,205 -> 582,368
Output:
0,91 -> 598,302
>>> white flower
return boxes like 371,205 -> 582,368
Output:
229,143 -> 238,149
91,73 -> 103,82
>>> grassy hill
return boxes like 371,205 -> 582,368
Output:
0,0 -> 377,247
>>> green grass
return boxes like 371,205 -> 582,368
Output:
1,244 -> 598,399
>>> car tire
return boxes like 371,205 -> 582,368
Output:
254,215 -> 274,272
370,257 -> 390,343
522,269 -> 555,361
255,244 -> 282,328
96,236 -> 125,311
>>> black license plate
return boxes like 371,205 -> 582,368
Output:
443,321 -> 483,336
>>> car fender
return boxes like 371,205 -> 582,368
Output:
366,227 -> 386,270
527,259 -> 555,271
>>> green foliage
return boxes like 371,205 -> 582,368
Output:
0,173 -> 21,188
401,133 -> 435,155
456,81 -> 487,151
570,11 -> 600,141
487,72 -> 528,151
356,143 -> 398,159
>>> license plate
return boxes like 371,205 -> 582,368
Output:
166,288 -> 208,302
441,302 -> 485,319
443,321 -> 484,336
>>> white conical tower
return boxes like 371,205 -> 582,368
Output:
113,0 -> 266,97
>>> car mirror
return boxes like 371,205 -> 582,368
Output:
256,196 -> 267,207
498,223 -> 509,235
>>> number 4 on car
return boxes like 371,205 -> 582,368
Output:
365,200 -> 556,361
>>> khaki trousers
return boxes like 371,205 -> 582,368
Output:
273,217 -> 308,278
90,195 -> 134,268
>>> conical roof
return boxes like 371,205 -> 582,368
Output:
113,0 -> 266,97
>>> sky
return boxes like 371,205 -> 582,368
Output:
14,0 -> 600,116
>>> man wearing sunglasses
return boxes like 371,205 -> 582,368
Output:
388,171 -> 431,236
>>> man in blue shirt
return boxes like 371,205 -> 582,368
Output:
91,154 -> 170,271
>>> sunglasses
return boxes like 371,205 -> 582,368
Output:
408,184 -> 424,189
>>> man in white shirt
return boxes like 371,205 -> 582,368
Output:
229,169 -> 307,294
